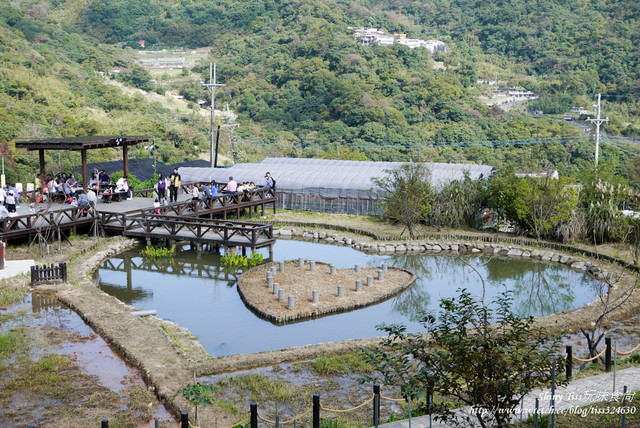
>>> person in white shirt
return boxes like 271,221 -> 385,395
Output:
86,189 -> 97,207
5,191 -> 16,212
116,176 -> 132,200
191,185 -> 200,200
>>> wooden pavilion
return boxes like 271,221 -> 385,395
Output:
15,135 -> 152,190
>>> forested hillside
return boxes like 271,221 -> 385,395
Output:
0,0 -> 639,185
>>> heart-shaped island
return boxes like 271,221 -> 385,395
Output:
237,260 -> 416,324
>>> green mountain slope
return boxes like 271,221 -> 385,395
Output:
0,0 -> 638,184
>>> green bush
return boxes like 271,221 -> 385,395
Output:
140,245 -> 175,259
221,252 -> 264,269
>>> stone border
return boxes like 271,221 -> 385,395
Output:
237,261 -> 417,324
274,227 -> 618,281
268,221 -> 640,273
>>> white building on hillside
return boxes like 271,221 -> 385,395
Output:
352,28 -> 447,54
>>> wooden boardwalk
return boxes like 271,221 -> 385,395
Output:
0,187 -> 276,252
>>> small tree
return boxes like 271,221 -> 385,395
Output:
362,289 -> 561,428
486,169 -> 578,240
522,174 -> 579,241
372,162 -> 433,238
175,382 -> 217,425
580,261 -> 638,361
432,171 -> 486,229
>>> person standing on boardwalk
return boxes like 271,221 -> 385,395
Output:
169,168 -> 181,203
156,174 -> 167,201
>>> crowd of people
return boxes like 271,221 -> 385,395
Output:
0,183 -> 21,218
153,170 -> 275,208
40,170 -> 131,206
0,168 -> 276,220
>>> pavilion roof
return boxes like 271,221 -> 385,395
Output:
15,136 -> 152,151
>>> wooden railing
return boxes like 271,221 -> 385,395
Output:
0,205 -> 97,240
123,216 -> 273,247
136,187 -> 276,217
30,262 -> 67,286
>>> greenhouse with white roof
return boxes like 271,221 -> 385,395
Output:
179,158 -> 494,215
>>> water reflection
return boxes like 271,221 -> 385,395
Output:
97,240 -> 598,356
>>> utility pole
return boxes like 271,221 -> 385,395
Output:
587,93 -> 609,168
201,63 -> 225,168
220,104 -> 240,165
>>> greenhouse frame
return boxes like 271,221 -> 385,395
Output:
180,158 -> 494,215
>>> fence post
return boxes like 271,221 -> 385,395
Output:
606,337 -> 612,372
373,384 -> 380,428
0,240 -> 5,270
534,398 -> 539,428
566,345 -> 573,380
621,385 -> 628,428
427,393 -> 433,428
312,394 -> 320,428
614,340 -> 617,393
61,262 -> 67,283
250,402 -> 258,428
550,361 -> 556,428
181,412 -> 189,428
101,420 -> 109,428
30,265 -> 36,287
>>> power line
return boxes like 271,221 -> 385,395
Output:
602,138 -> 640,158
237,136 -> 593,149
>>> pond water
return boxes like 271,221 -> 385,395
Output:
97,239 -> 598,356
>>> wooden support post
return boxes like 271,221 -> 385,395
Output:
38,149 -> 45,181
81,148 -> 88,191
123,143 -> 129,178
125,257 -> 132,290
242,246 -> 246,256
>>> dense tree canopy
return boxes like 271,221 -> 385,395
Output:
0,0 -> 638,186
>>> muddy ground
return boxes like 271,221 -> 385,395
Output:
0,285 -> 175,426
1,236 -> 233,426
